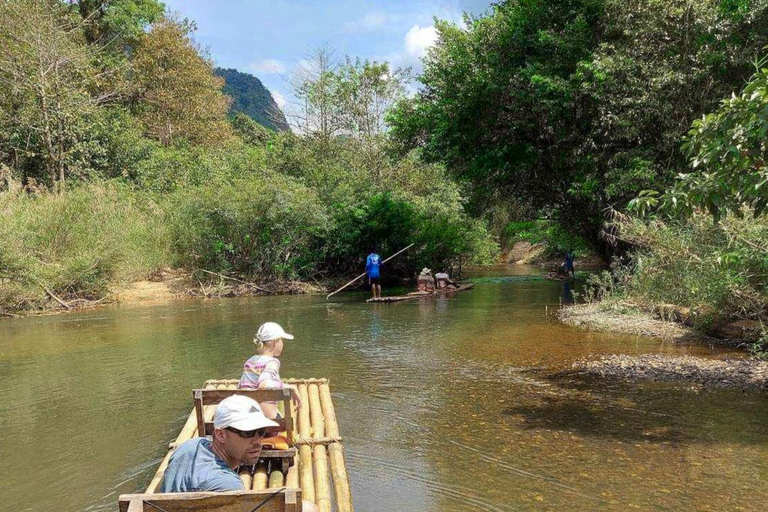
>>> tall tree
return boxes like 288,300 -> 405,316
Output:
288,46 -> 342,138
336,58 -> 409,137
0,0 -> 103,188
131,16 -> 233,146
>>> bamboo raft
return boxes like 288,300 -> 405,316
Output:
366,283 -> 475,303
119,378 -> 353,512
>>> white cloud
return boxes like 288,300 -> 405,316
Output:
271,91 -> 286,109
404,24 -> 438,59
249,59 -> 287,74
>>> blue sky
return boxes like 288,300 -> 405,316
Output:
161,0 -> 493,110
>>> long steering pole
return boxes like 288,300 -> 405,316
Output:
325,243 -> 416,300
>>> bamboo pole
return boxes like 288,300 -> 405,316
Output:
240,467 -> 253,490
297,384 -> 315,504
309,384 -> 331,512
286,462 -> 300,488
319,383 -> 353,512
252,462 -> 268,490
268,470 -> 285,489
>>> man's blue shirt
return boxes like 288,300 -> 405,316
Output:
366,253 -> 381,278
160,438 -> 244,493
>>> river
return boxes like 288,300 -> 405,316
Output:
0,266 -> 765,511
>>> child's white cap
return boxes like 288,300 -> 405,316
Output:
254,322 -> 294,343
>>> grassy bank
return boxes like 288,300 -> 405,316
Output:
0,184 -> 170,314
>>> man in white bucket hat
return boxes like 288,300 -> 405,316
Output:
160,395 -> 319,510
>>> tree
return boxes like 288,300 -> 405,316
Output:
72,0 -> 165,48
335,57 -> 410,137
0,0 -> 103,188
632,61 -> 768,219
389,0 -> 768,246
131,16 -> 233,146
288,46 -> 342,138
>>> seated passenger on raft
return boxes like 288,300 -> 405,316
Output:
160,394 -> 319,512
416,268 -> 436,292
434,270 -> 457,289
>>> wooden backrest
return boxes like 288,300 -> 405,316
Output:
119,489 -> 302,512
193,388 -> 294,437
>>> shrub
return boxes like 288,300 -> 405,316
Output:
165,174 -> 329,279
0,184 -> 170,312
613,210 -> 768,328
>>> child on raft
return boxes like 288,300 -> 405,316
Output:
238,321 -> 302,419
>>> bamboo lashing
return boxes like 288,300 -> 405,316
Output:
309,383 -> 331,512
293,436 -> 343,446
325,243 -> 415,299
297,383 -> 315,504
320,382 -> 353,512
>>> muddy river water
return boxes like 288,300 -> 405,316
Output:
0,266 -> 765,511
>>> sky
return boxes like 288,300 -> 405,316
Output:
160,0 -> 493,111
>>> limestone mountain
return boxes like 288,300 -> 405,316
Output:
215,67 -> 289,132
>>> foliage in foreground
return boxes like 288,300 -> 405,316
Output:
632,61 -> 768,220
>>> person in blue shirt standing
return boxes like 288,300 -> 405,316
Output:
366,247 -> 382,299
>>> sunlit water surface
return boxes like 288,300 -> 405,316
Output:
0,266 -> 765,512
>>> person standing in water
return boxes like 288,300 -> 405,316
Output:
563,250 -> 575,278
239,322 -> 301,419
366,247 -> 382,299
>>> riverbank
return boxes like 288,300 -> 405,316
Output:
559,302 -> 767,389
1,269 -> 327,318
558,302 -> 713,343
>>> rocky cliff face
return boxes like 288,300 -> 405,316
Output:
215,67 -> 289,132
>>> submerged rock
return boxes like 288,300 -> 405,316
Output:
574,354 -> 767,390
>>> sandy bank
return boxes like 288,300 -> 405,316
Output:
558,302 -> 713,343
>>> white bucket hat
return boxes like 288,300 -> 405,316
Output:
420,268 -> 432,276
214,395 -> 279,431
254,322 -> 294,343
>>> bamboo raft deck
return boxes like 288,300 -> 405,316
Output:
121,378 -> 353,512
366,283 -> 475,303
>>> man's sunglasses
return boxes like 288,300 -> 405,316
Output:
225,426 -> 267,439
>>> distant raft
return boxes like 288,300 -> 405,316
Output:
119,378 -> 353,512
366,283 -> 475,303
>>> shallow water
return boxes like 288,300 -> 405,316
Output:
0,266 -> 765,512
